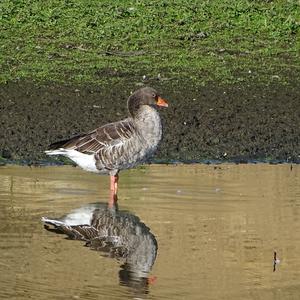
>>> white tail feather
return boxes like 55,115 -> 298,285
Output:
45,149 -> 68,155
45,148 -> 99,173
41,205 -> 98,226
41,217 -> 66,227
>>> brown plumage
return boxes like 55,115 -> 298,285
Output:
49,119 -> 136,155
45,86 -> 168,202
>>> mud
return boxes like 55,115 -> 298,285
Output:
0,80 -> 299,163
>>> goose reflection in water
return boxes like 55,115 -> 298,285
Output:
42,201 -> 157,295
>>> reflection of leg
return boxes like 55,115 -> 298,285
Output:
114,174 -> 119,195
108,192 -> 118,208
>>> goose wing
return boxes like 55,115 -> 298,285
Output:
49,118 -> 136,155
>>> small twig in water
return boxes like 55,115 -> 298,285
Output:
273,251 -> 280,272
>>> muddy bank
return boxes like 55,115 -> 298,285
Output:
0,80 -> 299,164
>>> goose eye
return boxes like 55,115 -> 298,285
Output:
152,93 -> 156,99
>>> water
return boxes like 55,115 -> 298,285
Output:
0,164 -> 299,299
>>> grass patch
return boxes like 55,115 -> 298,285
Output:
0,0 -> 299,85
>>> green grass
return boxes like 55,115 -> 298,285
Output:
0,0 -> 299,85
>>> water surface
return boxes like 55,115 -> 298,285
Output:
0,164 -> 299,299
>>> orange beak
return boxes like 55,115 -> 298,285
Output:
157,96 -> 168,107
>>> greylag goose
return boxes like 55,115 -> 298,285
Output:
45,87 -> 168,203
42,202 -> 157,293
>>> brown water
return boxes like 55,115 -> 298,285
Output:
0,164 -> 299,299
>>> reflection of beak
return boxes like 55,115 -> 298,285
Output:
157,96 -> 168,107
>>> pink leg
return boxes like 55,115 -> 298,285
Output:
109,174 -> 119,207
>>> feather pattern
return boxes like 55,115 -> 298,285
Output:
45,87 -> 167,176
42,203 -> 158,279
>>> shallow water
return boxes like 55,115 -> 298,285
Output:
0,164 -> 299,299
